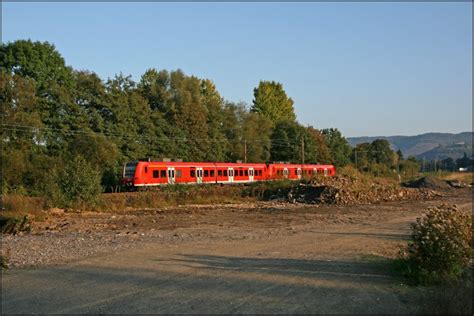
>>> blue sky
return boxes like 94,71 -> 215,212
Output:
2,2 -> 472,137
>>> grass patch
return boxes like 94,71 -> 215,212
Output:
2,195 -> 45,214
99,184 -> 253,211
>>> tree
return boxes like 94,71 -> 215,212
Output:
251,81 -> 296,125
270,121 -> 294,162
242,112 -> 272,163
1,40 -> 73,93
369,139 -> 395,166
321,128 -> 352,167
400,158 -> 421,177
456,152 -> 471,169
396,149 -> 404,161
352,142 -> 371,170
200,79 -> 228,161
304,126 -> 332,164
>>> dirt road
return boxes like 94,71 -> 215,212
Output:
1,193 -> 471,314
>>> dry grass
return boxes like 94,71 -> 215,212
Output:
439,172 -> 473,184
2,195 -> 45,214
99,185 -> 253,212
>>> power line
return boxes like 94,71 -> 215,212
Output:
1,123 -> 307,147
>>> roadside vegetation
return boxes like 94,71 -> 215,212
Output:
395,204 -> 472,314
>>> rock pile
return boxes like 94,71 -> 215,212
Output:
269,175 -> 442,206
402,176 -> 451,190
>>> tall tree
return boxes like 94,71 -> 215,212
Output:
369,139 -> 394,166
321,128 -> 352,167
251,81 -> 296,125
1,40 -> 73,93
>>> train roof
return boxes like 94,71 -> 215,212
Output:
132,161 -> 335,169
136,161 -> 268,168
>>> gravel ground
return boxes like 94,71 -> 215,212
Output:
1,191 -> 471,269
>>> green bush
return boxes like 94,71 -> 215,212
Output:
44,156 -> 102,209
400,204 -> 472,284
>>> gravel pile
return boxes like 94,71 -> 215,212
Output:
402,176 -> 452,190
270,176 -> 442,205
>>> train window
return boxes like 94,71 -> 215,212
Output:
245,170 -> 248,176
145,167 -> 148,173
191,170 -> 195,177
204,170 -> 209,177
153,170 -> 159,178
161,170 -> 166,177
239,170 -> 243,176
210,170 -> 215,177
224,170 -> 228,176
218,170 -> 222,177
176,170 -> 182,178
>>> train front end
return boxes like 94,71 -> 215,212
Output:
121,162 -> 138,188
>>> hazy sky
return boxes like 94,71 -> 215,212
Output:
2,2 -> 472,137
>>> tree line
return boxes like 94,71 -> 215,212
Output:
1,40 -> 422,200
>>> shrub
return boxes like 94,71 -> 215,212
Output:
44,156 -> 102,209
400,204 -> 472,284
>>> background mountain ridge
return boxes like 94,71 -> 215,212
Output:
347,132 -> 473,160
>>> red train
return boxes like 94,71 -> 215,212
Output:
121,160 -> 335,188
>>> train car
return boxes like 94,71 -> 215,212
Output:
121,159 -> 335,188
121,160 -> 267,187
267,163 -> 336,180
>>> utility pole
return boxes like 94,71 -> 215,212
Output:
301,137 -> 305,165
244,140 -> 247,163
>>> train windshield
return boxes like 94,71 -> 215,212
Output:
123,162 -> 138,178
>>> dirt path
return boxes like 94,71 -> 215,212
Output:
1,194 -> 471,314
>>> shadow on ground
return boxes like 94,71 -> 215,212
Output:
2,254 -> 419,314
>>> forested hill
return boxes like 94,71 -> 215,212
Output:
347,132 -> 473,159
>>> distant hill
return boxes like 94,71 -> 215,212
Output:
347,132 -> 473,159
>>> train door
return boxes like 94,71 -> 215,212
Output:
283,168 -> 289,179
324,168 -> 328,176
228,168 -> 234,183
167,167 -> 175,184
297,168 -> 302,180
196,167 -> 203,184
249,168 -> 254,182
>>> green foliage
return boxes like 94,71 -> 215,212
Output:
369,139 -> 394,165
45,156 -> 102,209
352,139 -> 398,176
399,204 -> 472,284
399,158 -> 420,178
1,39 -> 73,91
322,128 -> 352,167
251,81 -> 296,125
1,39 -> 351,199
